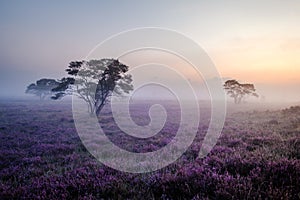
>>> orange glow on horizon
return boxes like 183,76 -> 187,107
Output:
208,36 -> 300,84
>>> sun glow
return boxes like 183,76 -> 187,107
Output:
209,36 -> 300,84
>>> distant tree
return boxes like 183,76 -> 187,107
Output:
51,58 -> 133,115
224,79 -> 258,104
26,78 -> 60,100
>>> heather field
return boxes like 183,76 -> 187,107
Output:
0,99 -> 299,199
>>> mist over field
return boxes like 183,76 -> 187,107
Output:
2,77 -> 300,106
1,1 -> 300,199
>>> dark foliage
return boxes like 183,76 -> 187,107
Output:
27,59 -> 133,116
224,80 -> 259,104
51,59 -> 133,115
26,78 -> 60,100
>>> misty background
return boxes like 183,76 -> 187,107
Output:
1,1 -> 299,103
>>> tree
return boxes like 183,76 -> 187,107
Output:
224,79 -> 258,104
51,58 -> 133,115
26,78 -> 60,100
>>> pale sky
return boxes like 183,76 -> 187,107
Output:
0,0 -> 299,101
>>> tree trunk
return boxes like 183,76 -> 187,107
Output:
95,100 -> 105,116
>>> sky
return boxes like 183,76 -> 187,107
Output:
0,0 -> 300,102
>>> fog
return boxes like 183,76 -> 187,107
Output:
4,72 -> 298,108
1,1 -> 299,106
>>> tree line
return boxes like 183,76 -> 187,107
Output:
26,59 -> 133,116
26,59 -> 259,116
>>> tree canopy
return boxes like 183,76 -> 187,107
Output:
51,58 -> 133,115
26,78 -> 60,100
224,79 -> 258,104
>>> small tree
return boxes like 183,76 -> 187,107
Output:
224,79 -> 258,104
51,58 -> 133,115
26,78 -> 60,100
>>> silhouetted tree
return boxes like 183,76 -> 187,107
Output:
51,58 -> 133,115
224,79 -> 258,104
26,78 -> 60,100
